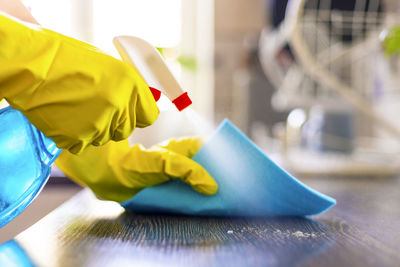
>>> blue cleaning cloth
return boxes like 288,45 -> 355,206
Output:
122,119 -> 336,216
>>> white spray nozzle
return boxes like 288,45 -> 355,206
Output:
113,36 -> 192,111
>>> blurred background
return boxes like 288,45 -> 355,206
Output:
3,0 -> 400,241
24,0 -> 400,176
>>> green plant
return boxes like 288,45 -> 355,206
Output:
382,25 -> 400,57
156,47 -> 197,72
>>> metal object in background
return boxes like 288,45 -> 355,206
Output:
259,0 -> 400,176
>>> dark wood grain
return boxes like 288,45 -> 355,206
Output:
10,176 -> 400,267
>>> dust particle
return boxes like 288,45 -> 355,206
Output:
292,231 -> 306,238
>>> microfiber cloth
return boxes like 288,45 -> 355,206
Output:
122,119 -> 336,216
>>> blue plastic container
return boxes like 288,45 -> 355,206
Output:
0,106 -> 61,228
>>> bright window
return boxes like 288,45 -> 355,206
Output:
92,0 -> 182,53
23,0 -> 73,36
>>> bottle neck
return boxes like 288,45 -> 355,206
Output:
28,120 -> 62,166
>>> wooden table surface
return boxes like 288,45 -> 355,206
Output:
8,176 -> 400,267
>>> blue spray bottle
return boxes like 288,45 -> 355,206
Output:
0,106 -> 61,228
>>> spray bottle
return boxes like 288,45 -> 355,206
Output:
0,107 -> 61,228
0,36 -> 192,228
113,36 -> 193,111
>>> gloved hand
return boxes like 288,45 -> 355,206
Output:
0,13 -> 159,153
55,137 -> 218,202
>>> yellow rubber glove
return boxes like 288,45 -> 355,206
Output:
0,13 -> 159,153
55,137 -> 218,202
